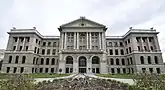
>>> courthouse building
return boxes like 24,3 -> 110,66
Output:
1,17 -> 164,74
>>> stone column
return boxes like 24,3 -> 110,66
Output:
131,37 -> 138,52
22,37 -> 26,51
99,32 -> 101,49
102,32 -> 105,50
154,36 -> 161,52
77,32 -> 79,49
61,33 -> 64,49
87,32 -> 89,49
74,32 -> 76,49
16,37 -> 20,51
89,32 -> 92,49
73,59 -> 78,73
147,37 -> 151,51
64,32 -> 67,49
87,58 -> 92,74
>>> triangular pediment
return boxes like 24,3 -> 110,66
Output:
60,17 -> 106,28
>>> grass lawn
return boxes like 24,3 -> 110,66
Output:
0,73 -> 70,79
96,74 -> 134,79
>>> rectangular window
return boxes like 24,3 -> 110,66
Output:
43,42 -> 46,47
128,39 -> 130,43
6,67 -> 10,73
19,46 -> 22,51
51,68 -> 54,73
149,68 -> 153,73
36,39 -> 38,43
13,46 -> 16,51
123,68 -> 126,73
111,68 -> 115,74
136,37 -> 140,42
20,67 -> 24,73
129,47 -> 131,53
109,49 -> 113,55
34,47 -> 37,53
122,59 -> 125,65
45,68 -> 49,73
26,37 -> 30,42
142,68 -> 146,73
14,37 -> 18,42
149,37 -> 153,42
138,46 -> 140,51
47,49 -> 50,55
117,68 -> 120,73
52,49 -> 56,55
120,49 -> 124,55
109,42 -> 112,47
115,49 -> 118,55
42,49 -> 45,55
114,42 -> 118,47
156,68 -> 160,74
20,37 -> 24,42
126,48 -> 128,54
13,67 -> 17,73
144,46 -> 147,51
142,37 -> 146,42
40,68 -> 43,73
120,42 -> 123,46
26,46 -> 28,51
150,46 -> 153,51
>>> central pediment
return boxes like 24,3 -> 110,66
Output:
60,17 -> 106,28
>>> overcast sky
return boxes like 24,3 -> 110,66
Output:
0,0 -> 165,61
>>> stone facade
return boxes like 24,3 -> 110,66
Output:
1,17 -> 164,74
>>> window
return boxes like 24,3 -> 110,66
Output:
42,49 -> 45,55
53,42 -> 56,47
43,42 -> 46,46
136,37 -> 140,42
47,49 -> 50,55
154,56 -> 159,64
150,46 -> 153,51
109,42 -> 112,47
125,41 -> 127,46
46,58 -> 49,65
22,56 -> 26,64
156,68 -> 160,74
37,48 -> 39,54
120,42 -> 123,46
36,58 -> 38,64
51,58 -> 55,65
45,68 -> 48,73
19,46 -> 22,51
110,58 -> 114,65
120,49 -> 124,55
14,37 -> 18,42
68,32 -> 74,42
26,37 -> 30,42
6,67 -> 10,73
140,56 -> 144,64
13,46 -> 16,51
36,39 -> 38,43
138,46 -> 141,51
41,58 -> 44,65
127,58 -> 130,65
20,67 -> 24,73
142,37 -> 146,42
34,47 -> 37,53
92,56 -> 100,64
109,49 -> 113,55
149,68 -> 153,73
121,58 -> 125,65
142,68 -> 146,73
111,68 -> 115,73
130,57 -> 133,65
149,37 -> 153,42
148,56 -> 151,64
15,56 -> 19,63
123,68 -> 126,73
117,68 -> 120,73
128,39 -> 130,43
52,49 -> 56,55
13,67 -> 17,73
129,47 -> 131,53
32,68 -> 34,73
115,49 -> 118,55
48,42 -> 51,47
114,42 -> 118,47
40,68 -> 43,73
66,56 -> 73,64
144,46 -> 147,51
131,68 -> 134,73
51,68 -> 54,73
26,46 -> 28,51
33,57 -> 36,64
20,37 -> 24,42
38,41 -> 40,45
116,58 -> 120,65
8,56 -> 12,63
126,48 -> 128,54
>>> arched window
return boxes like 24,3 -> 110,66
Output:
33,57 -> 36,64
51,58 -> 55,65
148,56 -> 151,64
92,56 -> 100,64
110,58 -> 114,65
22,56 -> 26,64
140,56 -> 144,64
116,58 -> 120,65
154,56 -> 158,64
79,56 -> 86,67
8,56 -> 12,63
41,58 -> 44,65
66,56 -> 73,64
46,58 -> 49,65
15,56 -> 19,63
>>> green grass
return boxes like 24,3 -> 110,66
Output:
0,73 -> 70,79
96,74 -> 134,79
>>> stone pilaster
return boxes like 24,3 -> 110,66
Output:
74,32 -> 76,49
86,32 -> 89,49
89,32 -> 92,49
99,32 -> 101,49
64,32 -> 67,49
77,32 -> 79,49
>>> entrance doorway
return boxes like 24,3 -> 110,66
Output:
78,56 -> 87,73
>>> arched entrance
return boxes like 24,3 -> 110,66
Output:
78,56 -> 87,73
92,56 -> 100,73
65,56 -> 73,73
